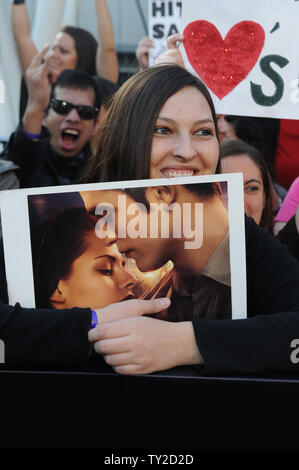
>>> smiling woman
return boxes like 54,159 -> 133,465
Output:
83,65 -> 220,183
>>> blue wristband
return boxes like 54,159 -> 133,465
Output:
23,130 -> 41,140
91,310 -> 98,329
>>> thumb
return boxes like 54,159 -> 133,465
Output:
94,297 -> 171,325
137,297 -> 171,315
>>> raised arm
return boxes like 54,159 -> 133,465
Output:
11,0 -> 38,75
22,46 -> 55,136
94,0 -> 119,83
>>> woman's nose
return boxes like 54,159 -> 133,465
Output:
172,134 -> 197,160
119,269 -> 136,290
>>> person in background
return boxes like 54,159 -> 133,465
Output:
0,159 -> 19,191
275,177 -> 299,230
220,138 -> 299,261
11,0 -> 119,117
217,115 -> 237,143
220,139 -> 274,233
135,37 -> 154,71
274,177 -> 299,260
2,54 -> 100,188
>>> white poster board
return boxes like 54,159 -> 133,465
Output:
181,0 -> 299,119
148,0 -> 182,66
0,174 -> 246,320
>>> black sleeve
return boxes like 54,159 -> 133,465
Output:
192,217 -> 299,375
0,239 -> 93,369
3,124 -> 49,188
0,302 -> 92,368
276,216 -> 299,262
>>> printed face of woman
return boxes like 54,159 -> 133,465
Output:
150,86 -> 219,179
81,190 -> 176,273
52,232 -> 136,310
221,154 -> 266,225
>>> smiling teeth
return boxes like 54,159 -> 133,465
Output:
64,129 -> 79,136
163,170 -> 195,177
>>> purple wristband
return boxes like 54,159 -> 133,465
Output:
23,130 -> 41,140
91,310 -> 98,329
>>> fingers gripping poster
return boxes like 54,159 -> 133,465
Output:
181,0 -> 299,119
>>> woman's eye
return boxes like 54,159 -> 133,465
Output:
99,269 -> 113,276
245,185 -> 259,193
195,129 -> 212,136
154,126 -> 170,135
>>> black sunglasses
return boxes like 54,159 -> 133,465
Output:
50,98 -> 99,120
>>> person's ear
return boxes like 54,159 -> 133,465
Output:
50,282 -> 66,306
146,186 -> 177,205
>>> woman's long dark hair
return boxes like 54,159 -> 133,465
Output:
220,139 -> 274,233
83,64 -> 220,183
61,26 -> 98,76
31,207 -> 97,308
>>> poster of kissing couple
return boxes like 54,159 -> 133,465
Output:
0,174 -> 246,322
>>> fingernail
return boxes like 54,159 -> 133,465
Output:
158,297 -> 171,308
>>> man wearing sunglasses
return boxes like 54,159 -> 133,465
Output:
2,48 -> 102,188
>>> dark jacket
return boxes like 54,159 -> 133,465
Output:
1,124 -> 92,188
193,216 -> 299,375
0,158 -> 20,190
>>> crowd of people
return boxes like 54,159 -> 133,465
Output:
0,1 -> 299,376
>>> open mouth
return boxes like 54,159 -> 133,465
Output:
60,128 -> 80,151
160,169 -> 199,178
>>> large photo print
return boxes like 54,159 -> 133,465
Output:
1,174 -> 247,320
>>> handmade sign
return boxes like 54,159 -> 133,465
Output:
148,0 -> 182,66
0,174 -> 246,320
181,0 -> 299,118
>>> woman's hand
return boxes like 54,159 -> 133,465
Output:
154,33 -> 185,68
89,309 -> 203,375
136,37 -> 154,70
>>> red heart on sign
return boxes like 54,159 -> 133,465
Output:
184,20 -> 265,99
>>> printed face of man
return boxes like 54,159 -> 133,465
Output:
81,189 -> 175,272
